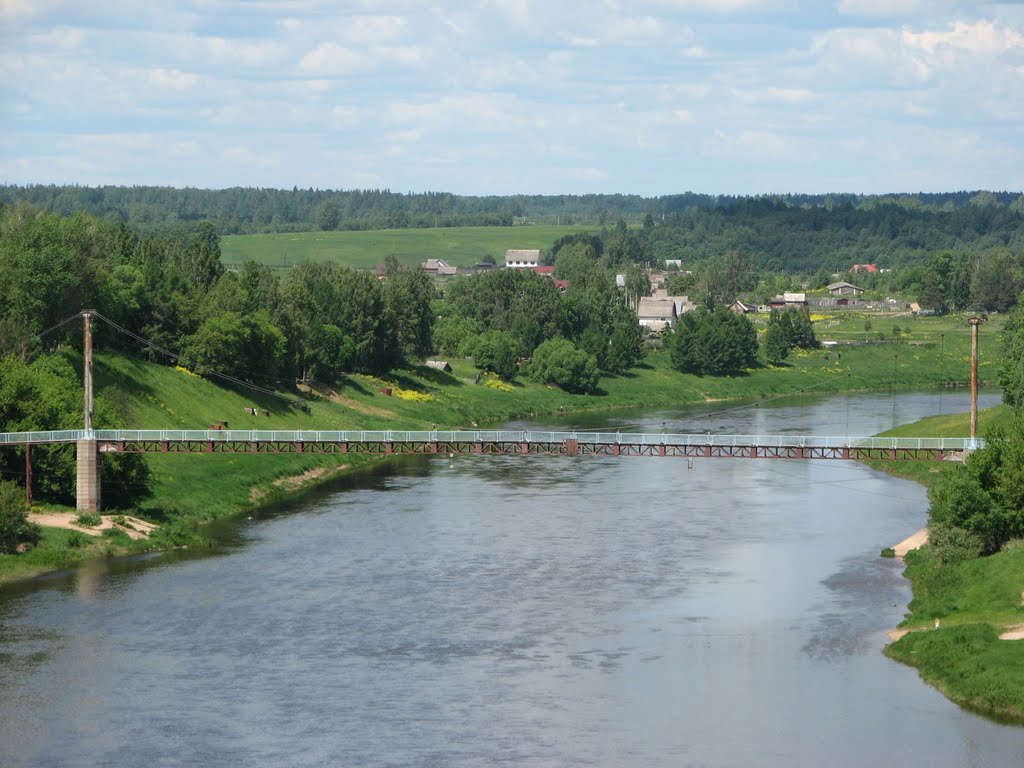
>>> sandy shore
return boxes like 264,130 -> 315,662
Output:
891,528 -> 929,558
28,511 -> 157,540
885,527 -> 1024,643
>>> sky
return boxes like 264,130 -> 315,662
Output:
1,0 -> 1023,196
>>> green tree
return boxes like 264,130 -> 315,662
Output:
762,321 -> 790,366
603,304 -> 645,374
667,309 -> 757,376
998,294 -> 1024,409
434,315 -> 482,357
788,307 -> 818,349
472,329 -> 519,380
927,412 -> 1024,556
382,267 -> 435,362
0,479 -> 39,554
178,221 -> 224,292
529,337 -> 599,394
623,265 -> 650,310
317,200 -> 341,231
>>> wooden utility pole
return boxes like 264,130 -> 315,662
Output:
969,317 -> 982,442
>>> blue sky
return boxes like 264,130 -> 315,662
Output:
1,1 -> 1022,195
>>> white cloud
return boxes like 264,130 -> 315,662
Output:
837,0 -> 929,17
298,42 -> 368,75
642,0 -> 770,11
903,19 -> 1024,56
28,26 -> 87,50
329,105 -> 360,129
146,68 -> 201,91
708,128 -> 805,160
733,86 -> 815,105
903,100 -> 935,117
0,0 -> 61,20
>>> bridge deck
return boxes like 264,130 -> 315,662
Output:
0,429 -> 982,461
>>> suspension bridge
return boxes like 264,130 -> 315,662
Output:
0,311 -> 988,513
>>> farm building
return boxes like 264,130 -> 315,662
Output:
637,297 -> 678,332
505,249 -> 540,268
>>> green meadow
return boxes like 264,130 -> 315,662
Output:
220,224 -> 600,271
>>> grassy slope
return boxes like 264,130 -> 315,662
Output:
220,225 -> 600,271
871,406 -> 1024,724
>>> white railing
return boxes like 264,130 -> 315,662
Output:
0,429 -> 986,452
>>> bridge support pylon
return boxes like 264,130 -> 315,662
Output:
76,439 -> 101,513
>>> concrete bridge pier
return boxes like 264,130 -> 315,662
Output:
76,439 -> 101,513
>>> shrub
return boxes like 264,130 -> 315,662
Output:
929,523 -> 984,565
75,513 -> 102,527
0,480 -> 40,554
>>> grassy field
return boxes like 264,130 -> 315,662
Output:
220,224 -> 600,271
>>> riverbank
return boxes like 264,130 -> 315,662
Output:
0,328 -> 1002,588
872,406 -> 1024,724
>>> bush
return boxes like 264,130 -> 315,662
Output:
75,513 -> 101,527
0,480 -> 40,554
929,523 -> 984,565
528,338 -> 599,394
927,411 -> 1024,555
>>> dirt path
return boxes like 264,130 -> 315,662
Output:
28,511 -> 157,540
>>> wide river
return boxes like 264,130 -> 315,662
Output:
2,391 -> 1023,767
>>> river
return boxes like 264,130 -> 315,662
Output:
1,391 -> 1022,767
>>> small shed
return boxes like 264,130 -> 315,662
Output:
424,360 -> 453,372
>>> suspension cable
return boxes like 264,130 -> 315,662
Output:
89,312 -> 304,408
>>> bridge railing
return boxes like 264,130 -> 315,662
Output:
0,430 -> 85,445
0,429 -> 986,452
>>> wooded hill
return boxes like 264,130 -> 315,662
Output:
2,184 -> 1022,252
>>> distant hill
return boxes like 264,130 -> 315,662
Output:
1,183 -> 1021,236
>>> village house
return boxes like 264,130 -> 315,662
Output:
422,258 -> 456,276
637,297 -> 678,332
504,249 -> 540,268
851,263 -> 878,274
826,281 -> 864,297
652,289 -> 697,316
729,300 -> 757,314
769,292 -> 807,309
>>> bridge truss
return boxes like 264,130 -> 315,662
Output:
0,429 -> 982,462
